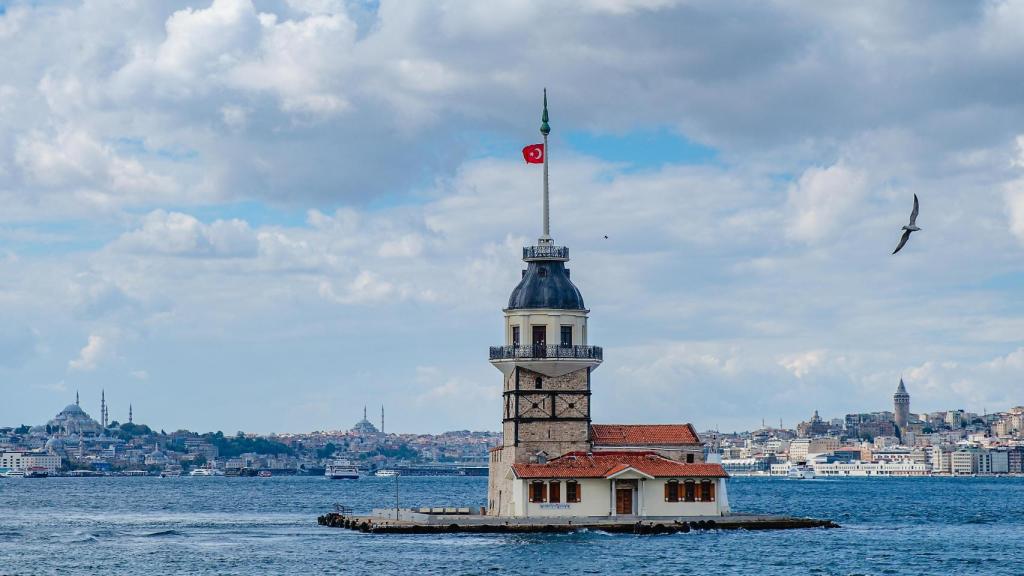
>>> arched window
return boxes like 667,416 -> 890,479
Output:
530,481 -> 547,503
566,480 -> 582,503
700,480 -> 715,502
684,481 -> 696,502
535,377 -> 543,389
664,480 -> 680,502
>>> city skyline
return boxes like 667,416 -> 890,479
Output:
4,2 -> 1024,433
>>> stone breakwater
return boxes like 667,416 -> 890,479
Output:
317,512 -> 839,534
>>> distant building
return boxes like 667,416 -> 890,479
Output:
0,451 -> 61,473
893,378 -> 910,433
350,407 -> 380,435
39,393 -> 103,437
796,410 -> 830,438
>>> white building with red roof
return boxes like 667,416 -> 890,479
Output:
485,96 -> 729,519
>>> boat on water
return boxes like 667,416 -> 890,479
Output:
787,465 -> 816,480
374,469 -> 399,477
189,464 -> 225,477
2,470 -> 26,478
325,459 -> 360,480
160,465 -> 183,478
26,467 -> 49,479
258,470 -> 272,478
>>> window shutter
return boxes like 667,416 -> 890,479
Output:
664,482 -> 669,502
709,481 -> 716,502
576,482 -> 582,502
541,482 -> 547,502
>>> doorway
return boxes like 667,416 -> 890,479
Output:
615,487 -> 633,515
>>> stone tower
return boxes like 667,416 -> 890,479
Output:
486,92 -> 603,516
893,378 -> 910,432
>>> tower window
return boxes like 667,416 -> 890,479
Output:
560,326 -> 572,346
686,453 -> 695,463
535,377 -> 542,389
532,403 -> 539,409
512,326 -> 520,346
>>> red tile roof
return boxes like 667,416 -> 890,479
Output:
511,451 -> 728,479
590,424 -> 701,446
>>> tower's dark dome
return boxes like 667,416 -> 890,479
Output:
507,260 -> 585,310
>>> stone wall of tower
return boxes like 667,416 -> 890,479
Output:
894,394 -> 910,430
501,366 -> 591,463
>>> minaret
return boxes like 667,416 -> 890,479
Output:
101,389 -> 108,428
487,91 -> 603,516
894,378 -> 910,433
129,404 -> 133,424
76,390 -> 80,406
381,405 -> 385,434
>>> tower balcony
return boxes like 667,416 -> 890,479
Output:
523,245 -> 569,261
489,344 -> 602,378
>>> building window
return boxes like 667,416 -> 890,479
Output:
566,481 -> 581,503
532,326 -> 546,346
701,481 -> 715,502
549,481 -> 561,503
535,377 -> 543,389
665,480 -> 680,502
512,326 -> 520,346
684,481 -> 696,502
686,453 -> 695,463
560,326 -> 572,346
530,481 -> 547,503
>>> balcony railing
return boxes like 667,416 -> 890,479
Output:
523,245 -> 569,261
489,344 -> 603,361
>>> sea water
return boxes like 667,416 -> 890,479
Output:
1,475 -> 1022,575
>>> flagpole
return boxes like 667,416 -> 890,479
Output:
540,89 -> 551,244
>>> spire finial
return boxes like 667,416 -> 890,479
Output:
540,88 -> 550,136
539,89 -> 551,243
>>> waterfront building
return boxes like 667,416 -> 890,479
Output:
0,451 -> 61,473
485,96 -> 728,518
812,460 -> 928,477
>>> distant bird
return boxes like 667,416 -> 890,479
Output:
892,194 -> 921,255
603,235 -> 608,239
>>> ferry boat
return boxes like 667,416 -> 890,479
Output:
2,470 -> 26,478
189,464 -> 224,477
258,470 -> 272,478
325,459 -> 360,480
374,469 -> 399,477
786,465 -> 816,480
26,466 -> 49,479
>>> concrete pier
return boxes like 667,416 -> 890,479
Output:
317,509 -> 838,534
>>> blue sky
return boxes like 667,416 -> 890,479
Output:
3,0 -> 1024,434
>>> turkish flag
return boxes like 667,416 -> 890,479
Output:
522,143 -> 544,164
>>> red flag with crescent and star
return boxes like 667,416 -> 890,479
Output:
522,143 -> 544,164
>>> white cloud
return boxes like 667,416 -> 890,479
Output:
785,162 -> 868,243
778,350 -> 827,379
68,334 -> 109,371
114,210 -> 258,257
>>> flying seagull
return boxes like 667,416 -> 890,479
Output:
603,235 -> 609,239
892,194 -> 920,255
